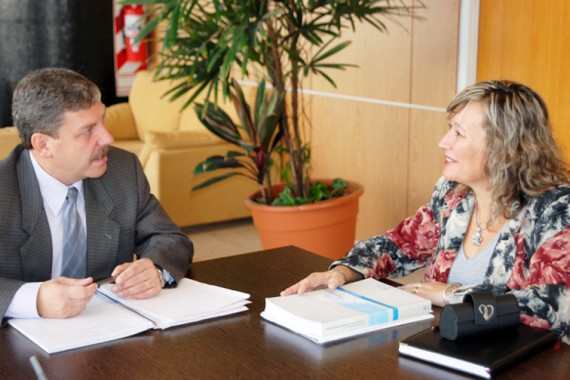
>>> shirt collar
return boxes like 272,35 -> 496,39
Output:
28,150 -> 84,216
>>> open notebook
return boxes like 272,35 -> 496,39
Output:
9,278 -> 250,353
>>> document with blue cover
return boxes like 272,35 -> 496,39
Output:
261,278 -> 433,344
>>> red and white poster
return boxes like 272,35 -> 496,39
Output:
113,1 -> 147,97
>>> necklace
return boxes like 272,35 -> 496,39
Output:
472,204 -> 486,247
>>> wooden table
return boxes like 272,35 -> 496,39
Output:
2,246 -> 568,379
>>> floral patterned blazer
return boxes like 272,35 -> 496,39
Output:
332,176 -> 570,343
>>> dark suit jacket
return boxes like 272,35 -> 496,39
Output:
0,145 -> 194,319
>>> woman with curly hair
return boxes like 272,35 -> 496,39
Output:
282,80 -> 570,343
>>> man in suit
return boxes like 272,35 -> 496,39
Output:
0,68 -> 193,322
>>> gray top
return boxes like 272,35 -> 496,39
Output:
447,233 -> 500,285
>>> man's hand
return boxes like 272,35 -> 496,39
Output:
37,277 -> 98,318
111,258 -> 161,299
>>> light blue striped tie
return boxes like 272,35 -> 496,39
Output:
61,187 -> 87,278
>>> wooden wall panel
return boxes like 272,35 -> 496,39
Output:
408,0 -> 460,215
309,20 -> 413,102
410,0 -> 460,108
407,110 -> 449,214
478,0 -> 570,163
310,97 -> 411,239
310,0 -> 460,240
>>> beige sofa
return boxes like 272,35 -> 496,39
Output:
0,127 -> 22,159
0,71 -> 257,227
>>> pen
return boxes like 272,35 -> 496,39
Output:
29,355 -> 47,380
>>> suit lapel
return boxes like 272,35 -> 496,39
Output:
16,148 -> 122,280
83,179 -> 121,280
17,150 -> 53,281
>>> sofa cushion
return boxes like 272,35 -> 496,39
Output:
128,71 -> 188,141
104,103 -> 139,140
138,130 -> 225,166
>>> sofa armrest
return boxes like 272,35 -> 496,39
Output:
142,142 -> 256,226
104,103 -> 139,140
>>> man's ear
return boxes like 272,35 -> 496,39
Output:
30,133 -> 53,158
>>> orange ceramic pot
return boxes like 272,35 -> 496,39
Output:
245,179 -> 364,260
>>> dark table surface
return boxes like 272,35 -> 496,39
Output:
2,246 -> 568,379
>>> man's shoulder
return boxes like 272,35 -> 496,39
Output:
0,144 -> 24,167
107,146 -> 137,161
0,145 -> 26,183
0,146 -> 27,208
105,146 -> 139,171
98,146 -> 142,186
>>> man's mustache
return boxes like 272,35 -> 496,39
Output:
94,145 -> 111,159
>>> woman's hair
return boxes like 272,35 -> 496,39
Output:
447,80 -> 570,218
11,67 -> 101,149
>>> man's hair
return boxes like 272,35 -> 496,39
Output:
447,80 -> 570,217
11,67 -> 101,149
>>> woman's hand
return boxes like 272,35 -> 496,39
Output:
399,280 -> 449,307
281,266 -> 363,296
280,270 -> 346,296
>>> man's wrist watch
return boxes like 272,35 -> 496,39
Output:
157,268 -> 166,288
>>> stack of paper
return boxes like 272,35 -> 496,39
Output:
261,278 -> 433,344
9,278 -> 250,353
97,278 -> 250,329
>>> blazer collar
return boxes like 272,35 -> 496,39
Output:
17,149 -> 52,280
17,149 -> 45,234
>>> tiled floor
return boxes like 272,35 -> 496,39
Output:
183,217 -> 424,284
183,218 -> 263,262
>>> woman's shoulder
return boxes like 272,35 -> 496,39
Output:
527,185 -> 570,207
514,186 -> 570,252
427,178 -> 471,223
524,185 -> 570,228
432,177 -> 468,203
549,184 -> 570,196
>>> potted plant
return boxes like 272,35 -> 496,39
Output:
124,0 -> 420,258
